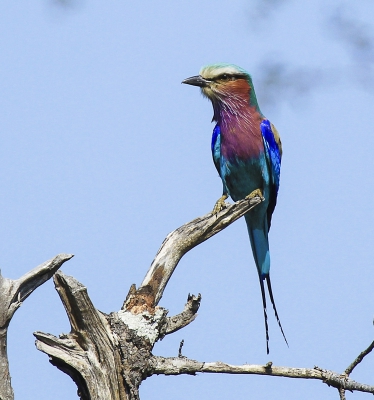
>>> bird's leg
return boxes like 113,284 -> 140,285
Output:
212,194 -> 228,214
245,188 -> 264,200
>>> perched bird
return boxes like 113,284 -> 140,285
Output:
182,64 -> 287,353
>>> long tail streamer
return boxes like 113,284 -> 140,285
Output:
266,274 -> 289,350
259,277 -> 270,354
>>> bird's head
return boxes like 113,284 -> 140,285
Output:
182,64 -> 260,120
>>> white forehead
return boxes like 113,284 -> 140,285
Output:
199,64 -> 244,80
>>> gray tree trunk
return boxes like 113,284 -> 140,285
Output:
34,196 -> 262,400
1,196 -> 374,400
0,254 -> 73,400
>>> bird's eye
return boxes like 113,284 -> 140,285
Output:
219,74 -> 236,82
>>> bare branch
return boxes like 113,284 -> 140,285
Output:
150,357 -> 374,394
344,339 -> 374,376
1,253 -> 73,326
339,387 -> 346,400
0,329 -> 13,400
13,253 -> 74,309
27,199 -> 374,399
35,271 -> 127,400
123,196 -> 262,312
0,254 -> 73,400
164,294 -> 201,335
32,218 -> 374,400
178,340 -> 184,358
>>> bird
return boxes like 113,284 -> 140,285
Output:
182,63 -> 287,353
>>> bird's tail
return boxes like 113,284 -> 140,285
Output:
258,276 -> 270,354
246,217 -> 288,353
258,275 -> 288,354
265,274 -> 288,349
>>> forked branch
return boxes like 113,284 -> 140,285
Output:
123,195 -> 263,312
164,293 -> 201,335
150,356 -> 374,395
338,338 -> 374,399
0,253 -> 73,400
35,197 -> 263,400
32,198 -> 374,400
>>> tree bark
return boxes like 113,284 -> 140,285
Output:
0,328 -> 12,400
32,197 -> 374,399
35,197 -> 261,399
0,254 -> 73,400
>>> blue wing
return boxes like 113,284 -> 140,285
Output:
260,119 -> 282,230
211,124 -> 221,175
211,124 -> 229,197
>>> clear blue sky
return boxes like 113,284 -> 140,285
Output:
2,1 -> 374,399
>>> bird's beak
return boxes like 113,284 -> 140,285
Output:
182,75 -> 210,87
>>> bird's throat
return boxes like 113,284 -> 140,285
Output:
218,103 -> 264,161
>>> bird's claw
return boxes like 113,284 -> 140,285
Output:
212,194 -> 228,214
245,188 -> 264,201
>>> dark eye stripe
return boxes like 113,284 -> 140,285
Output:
212,73 -> 247,82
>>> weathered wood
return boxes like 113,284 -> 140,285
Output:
35,272 -> 168,400
0,328 -> 12,400
344,339 -> 374,376
34,199 -> 261,399
0,253 -> 73,400
149,357 -> 374,394
33,199 -> 374,399
35,272 -> 127,400
34,273 -> 202,399
164,293 -> 201,335
124,195 -> 263,311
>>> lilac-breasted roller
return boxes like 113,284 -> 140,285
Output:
182,64 -> 287,353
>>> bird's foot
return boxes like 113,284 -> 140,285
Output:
212,194 -> 228,214
245,188 -> 264,201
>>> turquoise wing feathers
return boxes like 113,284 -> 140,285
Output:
260,119 -> 282,230
211,124 -> 229,196
211,124 -> 221,176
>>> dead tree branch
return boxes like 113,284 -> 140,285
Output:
34,197 -> 262,400
32,196 -> 374,399
344,339 -> 374,376
123,195 -> 263,313
150,357 -> 374,394
164,293 -> 201,335
0,253 -> 73,400
35,272 -> 126,400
